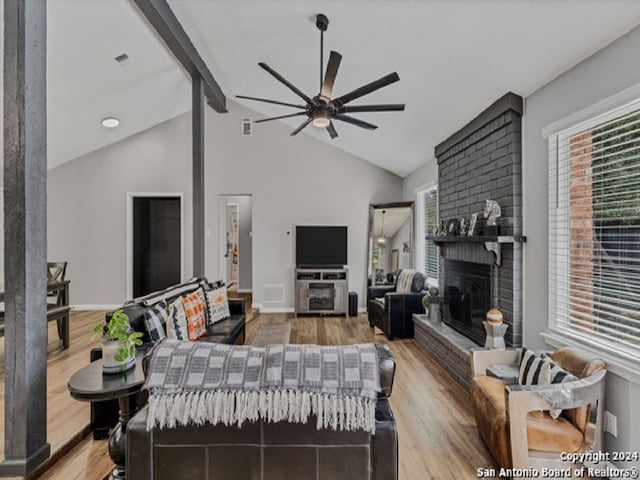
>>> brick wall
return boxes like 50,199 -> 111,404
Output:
436,93 -> 523,347
414,93 -> 523,381
569,132 -> 594,328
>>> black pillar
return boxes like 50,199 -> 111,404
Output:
1,0 -> 50,476
192,74 -> 205,277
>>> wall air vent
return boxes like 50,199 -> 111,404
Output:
262,284 -> 284,304
241,118 -> 252,136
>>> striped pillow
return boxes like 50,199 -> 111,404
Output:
143,300 -> 168,342
542,353 -> 578,419
166,297 -> 188,341
542,353 -> 578,384
396,270 -> 417,293
518,348 -> 551,386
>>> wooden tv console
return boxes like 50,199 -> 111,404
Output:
295,267 -> 348,316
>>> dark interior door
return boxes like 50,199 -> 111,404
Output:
133,197 -> 181,297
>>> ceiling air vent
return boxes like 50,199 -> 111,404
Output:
114,52 -> 133,70
241,118 -> 252,136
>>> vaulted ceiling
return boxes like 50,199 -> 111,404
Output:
43,0 -> 640,175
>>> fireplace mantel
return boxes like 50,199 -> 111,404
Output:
426,235 -> 526,266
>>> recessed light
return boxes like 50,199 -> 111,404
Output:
101,117 -> 120,128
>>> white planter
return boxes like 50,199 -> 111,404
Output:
101,338 -> 135,374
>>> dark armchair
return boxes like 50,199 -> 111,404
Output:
367,269 -> 427,339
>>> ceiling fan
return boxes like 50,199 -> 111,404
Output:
236,13 -> 405,139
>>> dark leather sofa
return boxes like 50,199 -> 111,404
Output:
113,278 -> 246,345
91,279 -> 246,438
367,269 -> 427,339
127,344 -> 398,480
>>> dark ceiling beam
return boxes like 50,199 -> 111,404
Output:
131,0 -> 227,113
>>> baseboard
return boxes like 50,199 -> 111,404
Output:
236,288 -> 252,293
73,304 -> 121,311
358,307 -> 367,313
258,307 -> 295,314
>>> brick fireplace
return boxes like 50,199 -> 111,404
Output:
414,92 -> 524,388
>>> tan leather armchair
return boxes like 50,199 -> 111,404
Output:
470,347 -> 606,470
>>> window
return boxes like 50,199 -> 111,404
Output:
424,188 -> 439,281
549,100 -> 640,362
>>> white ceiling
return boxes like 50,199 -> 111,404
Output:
47,0 -> 191,169
43,1 -> 640,175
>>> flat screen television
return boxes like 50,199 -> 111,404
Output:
296,226 -> 347,267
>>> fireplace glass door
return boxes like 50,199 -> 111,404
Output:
308,283 -> 334,310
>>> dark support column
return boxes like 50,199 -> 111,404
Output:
192,75 -> 205,277
0,0 -> 50,476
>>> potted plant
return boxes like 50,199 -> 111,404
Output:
93,309 -> 143,374
421,291 -> 430,314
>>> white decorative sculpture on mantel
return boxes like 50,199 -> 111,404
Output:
483,199 -> 501,226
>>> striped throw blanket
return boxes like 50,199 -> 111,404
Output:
144,340 -> 381,433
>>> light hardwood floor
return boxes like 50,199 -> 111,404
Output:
8,311 -> 495,479
0,310 -> 114,479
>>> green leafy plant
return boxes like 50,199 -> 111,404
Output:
93,309 -> 144,362
421,292 -> 430,312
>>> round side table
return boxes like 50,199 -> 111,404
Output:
68,355 -> 146,480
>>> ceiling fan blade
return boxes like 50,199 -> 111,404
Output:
258,62 -> 313,104
236,95 -> 306,109
334,114 -> 378,130
332,72 -> 400,107
320,51 -> 342,100
290,118 -> 313,136
254,112 -> 308,124
339,103 -> 405,113
327,121 -> 338,139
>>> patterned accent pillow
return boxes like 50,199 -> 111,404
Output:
182,288 -> 208,340
143,300 -> 168,342
166,297 -> 188,341
205,284 -> 231,325
518,347 -> 551,386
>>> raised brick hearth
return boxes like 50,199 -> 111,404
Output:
414,92 -> 524,387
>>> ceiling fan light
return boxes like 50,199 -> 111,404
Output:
312,114 -> 331,128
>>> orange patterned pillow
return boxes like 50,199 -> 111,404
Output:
181,288 -> 207,341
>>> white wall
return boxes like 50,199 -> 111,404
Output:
225,195 -> 252,292
523,25 -> 640,460
47,100 -> 402,310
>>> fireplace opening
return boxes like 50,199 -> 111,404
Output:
308,283 -> 335,310
443,260 -> 491,346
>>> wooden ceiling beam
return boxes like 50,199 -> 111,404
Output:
131,0 -> 227,113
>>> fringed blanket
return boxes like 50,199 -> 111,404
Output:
144,340 -> 381,433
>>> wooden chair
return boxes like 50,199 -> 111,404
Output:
47,261 -> 70,349
47,261 -> 67,284
470,347 -> 606,470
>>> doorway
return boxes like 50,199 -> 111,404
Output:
219,195 -> 252,292
128,194 -> 183,298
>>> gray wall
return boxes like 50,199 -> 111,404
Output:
390,218 -> 411,270
47,100 -> 402,310
523,25 -> 640,460
402,159 -> 438,202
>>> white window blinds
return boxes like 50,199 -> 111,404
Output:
549,100 -> 640,362
424,189 -> 439,281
